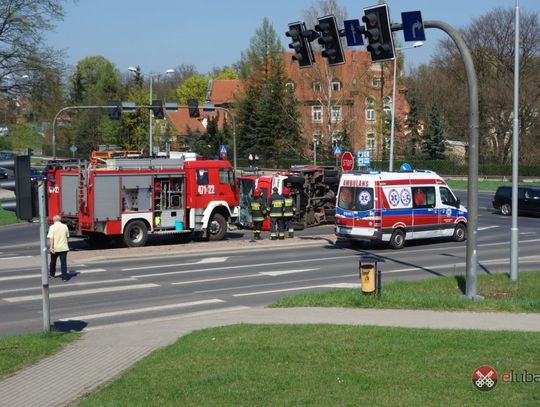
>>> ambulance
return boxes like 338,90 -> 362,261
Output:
335,168 -> 468,249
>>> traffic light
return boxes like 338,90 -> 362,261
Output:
362,4 -> 395,62
314,15 -> 345,66
187,99 -> 200,118
151,99 -> 164,119
107,100 -> 122,120
0,155 -> 37,220
286,21 -> 315,68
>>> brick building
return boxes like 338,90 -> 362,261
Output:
167,50 -> 410,159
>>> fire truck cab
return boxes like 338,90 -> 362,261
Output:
335,169 -> 468,249
46,157 -> 238,247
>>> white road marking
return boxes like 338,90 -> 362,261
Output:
478,226 -> 499,231
0,278 -> 137,294
2,283 -> 159,303
171,268 -> 319,286
172,273 -> 260,285
0,268 -> 107,282
58,299 -> 225,321
259,268 -> 319,276
135,256 -> 357,278
0,256 -> 32,260
233,283 -> 354,297
122,257 -> 228,271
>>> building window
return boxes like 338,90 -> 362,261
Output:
285,82 -> 295,92
366,132 -> 376,151
312,106 -> 323,123
331,80 -> 341,92
313,81 -> 322,92
331,106 -> 342,123
383,96 -> 392,121
372,77 -> 383,87
366,97 -> 375,121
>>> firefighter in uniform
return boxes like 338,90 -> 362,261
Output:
249,188 -> 266,240
268,186 -> 285,240
282,187 -> 296,238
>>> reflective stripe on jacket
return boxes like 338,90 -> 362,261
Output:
268,193 -> 284,217
283,197 -> 295,217
250,198 -> 266,222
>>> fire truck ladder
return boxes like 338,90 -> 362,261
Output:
78,169 -> 88,214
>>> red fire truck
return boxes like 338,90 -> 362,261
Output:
46,156 -> 239,247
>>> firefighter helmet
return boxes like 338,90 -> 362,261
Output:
253,188 -> 261,197
283,187 -> 290,196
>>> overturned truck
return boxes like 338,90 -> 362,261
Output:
238,165 -> 339,230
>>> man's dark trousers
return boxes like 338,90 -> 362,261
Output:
50,251 -> 68,279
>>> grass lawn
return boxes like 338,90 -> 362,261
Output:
0,331 -> 79,378
78,324 -> 540,406
0,200 -> 22,226
272,271 -> 540,313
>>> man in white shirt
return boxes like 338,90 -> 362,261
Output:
47,214 -> 70,281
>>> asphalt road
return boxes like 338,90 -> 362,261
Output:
1,191 -> 539,336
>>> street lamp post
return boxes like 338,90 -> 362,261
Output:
128,67 -> 174,157
389,41 -> 423,172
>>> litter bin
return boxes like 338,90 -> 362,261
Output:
360,264 -> 376,293
358,255 -> 382,296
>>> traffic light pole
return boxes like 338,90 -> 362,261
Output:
38,181 -> 51,331
392,20 -> 480,300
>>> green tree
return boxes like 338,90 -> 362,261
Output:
235,19 -> 302,162
66,56 -> 124,154
405,98 -> 421,157
176,74 -> 208,105
421,105 -> 446,160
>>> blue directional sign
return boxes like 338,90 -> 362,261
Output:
401,11 -> 425,42
343,19 -> 363,46
357,150 -> 371,167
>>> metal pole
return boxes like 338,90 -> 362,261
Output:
394,21 -> 480,299
389,57 -> 398,172
510,0 -> 520,281
39,182 -> 50,331
149,75 -> 153,157
314,141 -> 317,166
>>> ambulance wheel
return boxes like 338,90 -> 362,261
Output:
123,220 -> 148,247
389,229 -> 405,250
501,203 -> 512,216
208,213 -> 227,241
453,223 -> 467,242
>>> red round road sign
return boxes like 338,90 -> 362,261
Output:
341,151 -> 354,171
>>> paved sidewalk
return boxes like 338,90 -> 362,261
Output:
1,307 -> 540,407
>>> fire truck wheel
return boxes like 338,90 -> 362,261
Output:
123,220 -> 148,247
208,213 -> 227,241
453,223 -> 467,242
389,229 -> 405,250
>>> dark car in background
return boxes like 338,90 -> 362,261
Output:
0,167 -> 7,179
30,167 -> 46,182
492,185 -> 540,216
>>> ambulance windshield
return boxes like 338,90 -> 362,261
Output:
338,187 -> 374,211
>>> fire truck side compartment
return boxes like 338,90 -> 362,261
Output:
60,174 -> 79,216
94,175 -> 121,221
122,175 -> 152,211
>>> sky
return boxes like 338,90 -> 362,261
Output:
45,0 -> 540,76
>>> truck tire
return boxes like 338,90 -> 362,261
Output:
324,169 -> 339,177
389,229 -> 405,250
123,220 -> 148,247
452,223 -> 467,242
501,203 -> 512,216
324,176 -> 339,184
287,175 -> 306,185
208,213 -> 227,241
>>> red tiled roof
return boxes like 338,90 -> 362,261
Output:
165,108 -> 228,136
208,80 -> 241,105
